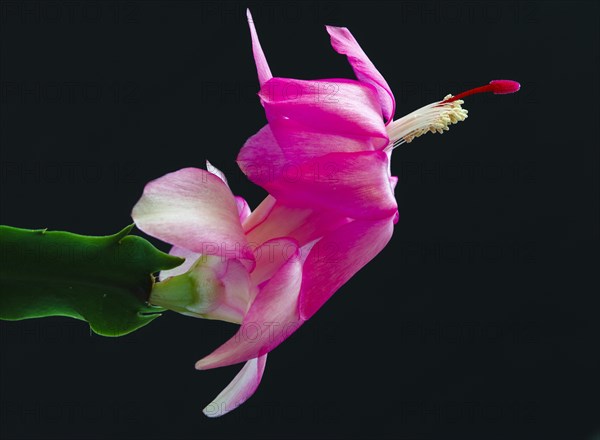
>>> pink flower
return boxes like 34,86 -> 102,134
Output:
132,10 -> 519,417
132,159 -> 395,417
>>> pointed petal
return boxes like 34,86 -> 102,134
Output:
196,242 -> 303,370
246,9 -> 272,87
326,26 -> 395,123
299,214 -> 396,320
202,354 -> 268,418
206,160 -> 228,185
132,168 -> 254,263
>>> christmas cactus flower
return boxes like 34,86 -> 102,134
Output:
132,161 -> 395,417
131,10 -> 519,417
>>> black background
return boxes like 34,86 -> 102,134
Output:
1,1 -> 599,439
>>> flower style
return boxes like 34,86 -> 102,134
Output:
131,10 -> 519,417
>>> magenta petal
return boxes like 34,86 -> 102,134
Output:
202,354 -> 267,418
132,168 -> 254,263
246,9 -> 272,87
326,26 -> 395,123
237,125 -> 287,188
195,243 -> 303,370
263,150 -> 397,220
260,77 -> 389,162
299,214 -> 396,320
240,127 -> 396,220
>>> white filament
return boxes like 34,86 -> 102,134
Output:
385,95 -> 468,150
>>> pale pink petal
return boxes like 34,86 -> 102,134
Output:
245,202 -> 350,249
202,258 -> 252,323
298,214 -> 396,320
195,242 -> 303,370
249,237 -> 299,288
241,195 -> 277,234
246,9 -> 272,87
159,246 -> 200,280
205,161 -> 251,223
326,26 -> 395,123
132,168 -> 254,263
206,160 -> 228,185
202,354 -> 268,418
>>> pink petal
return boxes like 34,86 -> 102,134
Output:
132,168 -> 254,263
245,201 -> 350,249
195,242 -> 303,370
260,77 -> 389,162
237,125 -> 286,188
246,9 -> 272,87
202,354 -> 268,418
326,26 -> 395,123
235,196 -> 252,224
298,214 -> 396,320
258,150 -> 397,220
237,79 -> 390,194
242,195 -> 277,234
250,237 -> 301,288
202,258 -> 252,324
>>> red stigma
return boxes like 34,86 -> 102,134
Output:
444,80 -> 521,102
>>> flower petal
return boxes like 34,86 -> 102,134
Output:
237,125 -> 287,188
250,237 -> 300,287
202,354 -> 267,418
202,354 -> 267,417
246,9 -> 272,87
245,201 -> 350,249
235,196 -> 252,224
259,150 -> 397,220
132,168 -> 254,263
195,241 -> 303,370
237,79 -> 390,192
242,195 -> 277,234
206,160 -> 228,185
260,77 -> 389,162
298,214 -> 396,320
326,26 -> 395,123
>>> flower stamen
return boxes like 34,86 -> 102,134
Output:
386,95 -> 468,149
385,79 -> 520,150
